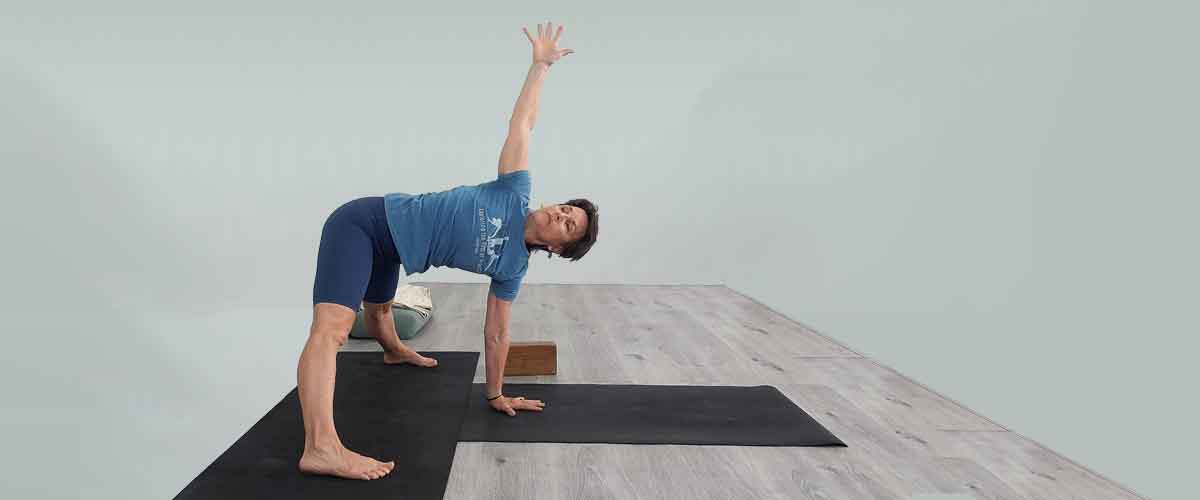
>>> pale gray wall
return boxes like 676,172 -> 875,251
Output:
2,2 -> 1194,499
714,4 -> 1198,500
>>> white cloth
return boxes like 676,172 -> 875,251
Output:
392,284 -> 433,319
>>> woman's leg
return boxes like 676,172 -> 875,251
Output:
362,256 -> 437,367
297,199 -> 394,480
297,303 -> 394,480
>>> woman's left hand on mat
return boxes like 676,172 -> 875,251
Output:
490,395 -> 546,416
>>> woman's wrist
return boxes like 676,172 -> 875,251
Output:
486,393 -> 504,401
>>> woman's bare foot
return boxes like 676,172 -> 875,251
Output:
383,350 -> 438,367
298,444 -> 394,480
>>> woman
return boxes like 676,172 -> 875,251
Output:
295,21 -> 598,480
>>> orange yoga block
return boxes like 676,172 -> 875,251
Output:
505,341 -> 557,376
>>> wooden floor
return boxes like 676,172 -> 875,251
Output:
342,283 -> 1146,500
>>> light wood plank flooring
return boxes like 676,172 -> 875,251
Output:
342,283 -> 1146,500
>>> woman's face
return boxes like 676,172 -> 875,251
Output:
535,203 -> 588,249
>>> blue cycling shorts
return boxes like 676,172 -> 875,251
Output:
312,196 -> 402,311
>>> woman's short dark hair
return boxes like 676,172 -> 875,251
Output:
530,198 -> 599,261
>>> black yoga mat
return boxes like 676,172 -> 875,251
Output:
459,383 -> 846,447
175,351 -> 479,500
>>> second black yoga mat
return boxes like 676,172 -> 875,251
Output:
174,351 -> 478,500
458,383 -> 846,447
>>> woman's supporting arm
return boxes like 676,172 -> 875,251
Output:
483,291 -> 513,400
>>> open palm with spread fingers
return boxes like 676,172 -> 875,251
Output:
523,21 -> 575,66
489,395 -> 547,416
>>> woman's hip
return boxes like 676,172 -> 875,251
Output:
322,196 -> 400,262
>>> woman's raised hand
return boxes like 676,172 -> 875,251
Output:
523,21 -> 575,67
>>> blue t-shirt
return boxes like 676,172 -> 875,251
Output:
383,170 -> 532,302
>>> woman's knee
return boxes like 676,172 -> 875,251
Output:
311,302 -> 357,344
362,300 -> 393,317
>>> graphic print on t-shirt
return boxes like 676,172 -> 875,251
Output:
476,207 -> 508,273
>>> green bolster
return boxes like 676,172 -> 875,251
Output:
348,307 -> 431,340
